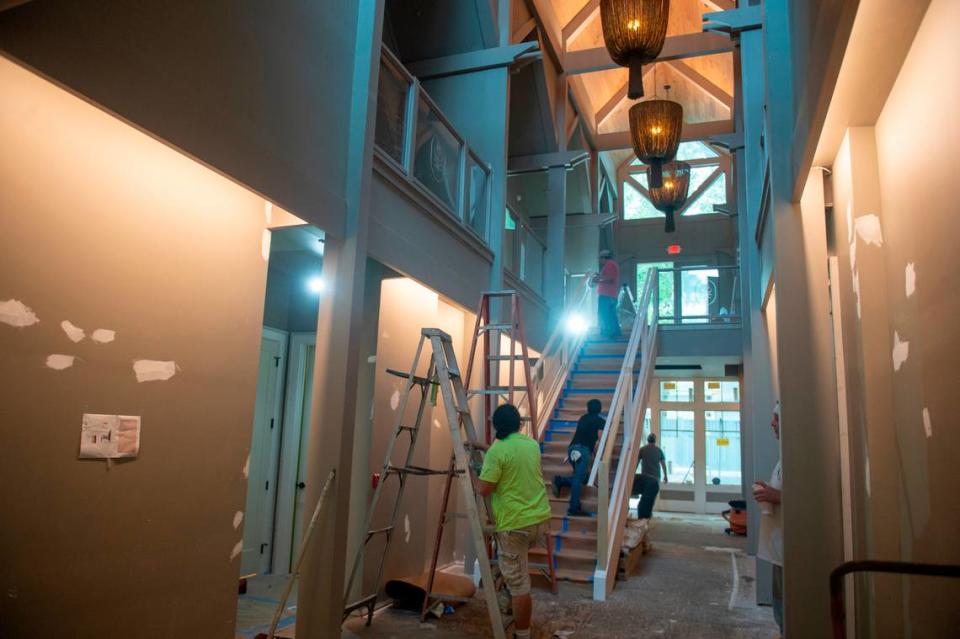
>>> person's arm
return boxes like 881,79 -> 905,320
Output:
475,479 -> 497,496
659,449 -> 668,481
476,447 -> 501,497
753,480 -> 781,504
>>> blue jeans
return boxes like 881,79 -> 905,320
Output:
632,474 -> 660,519
597,295 -> 620,338
556,444 -> 592,512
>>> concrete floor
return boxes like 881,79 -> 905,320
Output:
238,513 -> 779,639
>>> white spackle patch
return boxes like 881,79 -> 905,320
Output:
91,329 -> 116,344
433,418 -> 442,431
61,320 -> 85,343
854,214 -> 884,247
264,200 -> 273,225
852,271 -> 862,319
46,354 -> 75,370
404,514 -> 411,543
367,355 -> 377,364
242,453 -> 250,479
381,331 -> 390,340
922,408 -> 932,438
905,263 -> 916,298
133,359 -> 177,382
0,299 -> 39,327
261,229 -> 271,261
892,331 -> 909,371
390,389 -> 400,411
845,201 -> 853,245
848,239 -> 857,273
233,511 -> 244,530
230,540 -> 243,561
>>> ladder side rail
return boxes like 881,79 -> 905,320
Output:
427,332 -> 508,639
513,296 -> 539,439
343,336 -> 429,604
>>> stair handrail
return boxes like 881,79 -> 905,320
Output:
591,268 -> 659,600
512,279 -> 593,441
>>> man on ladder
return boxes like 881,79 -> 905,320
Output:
475,404 -> 552,639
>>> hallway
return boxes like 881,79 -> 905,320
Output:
339,513 -> 777,639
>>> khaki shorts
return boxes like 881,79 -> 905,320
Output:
495,521 -> 549,596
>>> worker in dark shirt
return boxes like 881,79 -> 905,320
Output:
551,399 -> 605,517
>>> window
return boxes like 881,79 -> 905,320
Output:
680,268 -> 719,323
683,173 -> 727,217
705,381 -> 740,403
675,141 -> 719,161
705,411 -> 741,486
660,410 -> 695,484
660,380 -> 694,402
623,179 -> 662,220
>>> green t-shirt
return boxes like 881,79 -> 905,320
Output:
479,432 -> 552,532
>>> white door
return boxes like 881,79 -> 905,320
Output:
271,334 -> 316,573
241,328 -> 287,575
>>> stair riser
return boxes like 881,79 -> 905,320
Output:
583,343 -> 629,356
551,516 -> 598,535
553,553 -> 598,574
551,533 -> 597,553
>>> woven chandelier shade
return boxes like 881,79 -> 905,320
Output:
649,160 -> 691,233
599,0 -> 670,98
629,98 -> 683,189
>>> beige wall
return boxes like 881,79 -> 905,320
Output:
359,279 -> 474,594
0,58 -> 270,637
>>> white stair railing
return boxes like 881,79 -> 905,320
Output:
590,268 -> 659,600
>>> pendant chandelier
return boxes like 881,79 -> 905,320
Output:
599,0 -> 670,98
629,85 -> 683,189
648,160 -> 691,233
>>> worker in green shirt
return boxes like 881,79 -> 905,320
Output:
477,404 -> 551,639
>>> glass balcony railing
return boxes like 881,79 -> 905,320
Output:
374,47 -> 492,244
631,265 -> 741,325
503,207 -> 545,296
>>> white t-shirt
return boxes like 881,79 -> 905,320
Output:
757,460 -> 783,566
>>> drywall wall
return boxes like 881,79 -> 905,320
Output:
0,57 -> 268,637
0,0 -> 360,235
359,279 -> 473,595
847,1 -> 960,632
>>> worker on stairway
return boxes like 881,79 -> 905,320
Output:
552,398 -> 606,517
476,404 -> 552,639
591,249 -> 621,338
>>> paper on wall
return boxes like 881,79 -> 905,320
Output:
133,359 -> 176,382
79,413 -> 141,459
0,299 -> 39,327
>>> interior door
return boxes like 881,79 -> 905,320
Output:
271,335 -> 316,573
241,328 -> 287,575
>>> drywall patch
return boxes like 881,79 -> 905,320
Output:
390,389 -> 401,411
922,408 -> 932,438
230,540 -> 243,561
367,355 -> 377,364
264,200 -> 273,225
61,320 -> 85,343
0,299 -> 39,327
404,514 -> 411,543
233,511 -> 244,530
242,453 -> 250,479
905,263 -> 916,298
852,271 -> 862,319
845,202 -> 853,244
133,359 -> 177,382
261,229 -> 271,261
46,354 -> 75,370
92,329 -> 116,344
892,331 -> 909,371
854,214 -> 884,247
848,240 -> 857,273
433,418 -> 442,431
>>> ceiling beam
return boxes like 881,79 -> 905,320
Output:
406,42 -> 540,79
565,32 -> 734,75
512,16 -> 537,44
595,66 -> 653,129
667,60 -> 733,110
702,0 -> 735,11
562,0 -> 599,46
594,119 -> 735,151
508,149 -> 591,173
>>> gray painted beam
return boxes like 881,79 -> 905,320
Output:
507,149 -> 590,173
565,32 -> 734,75
406,41 -> 539,79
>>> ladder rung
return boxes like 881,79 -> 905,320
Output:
343,594 -> 378,615
467,386 -> 526,396
385,368 -> 435,386
447,368 -> 461,377
479,323 -> 513,332
387,464 -> 455,477
486,354 -> 528,361
481,290 -> 517,297
398,426 -> 416,433
366,526 -> 394,537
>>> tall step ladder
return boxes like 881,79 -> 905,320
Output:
341,329 -> 516,639
421,291 -> 558,624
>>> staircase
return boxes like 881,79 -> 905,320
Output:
533,335 -> 636,583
